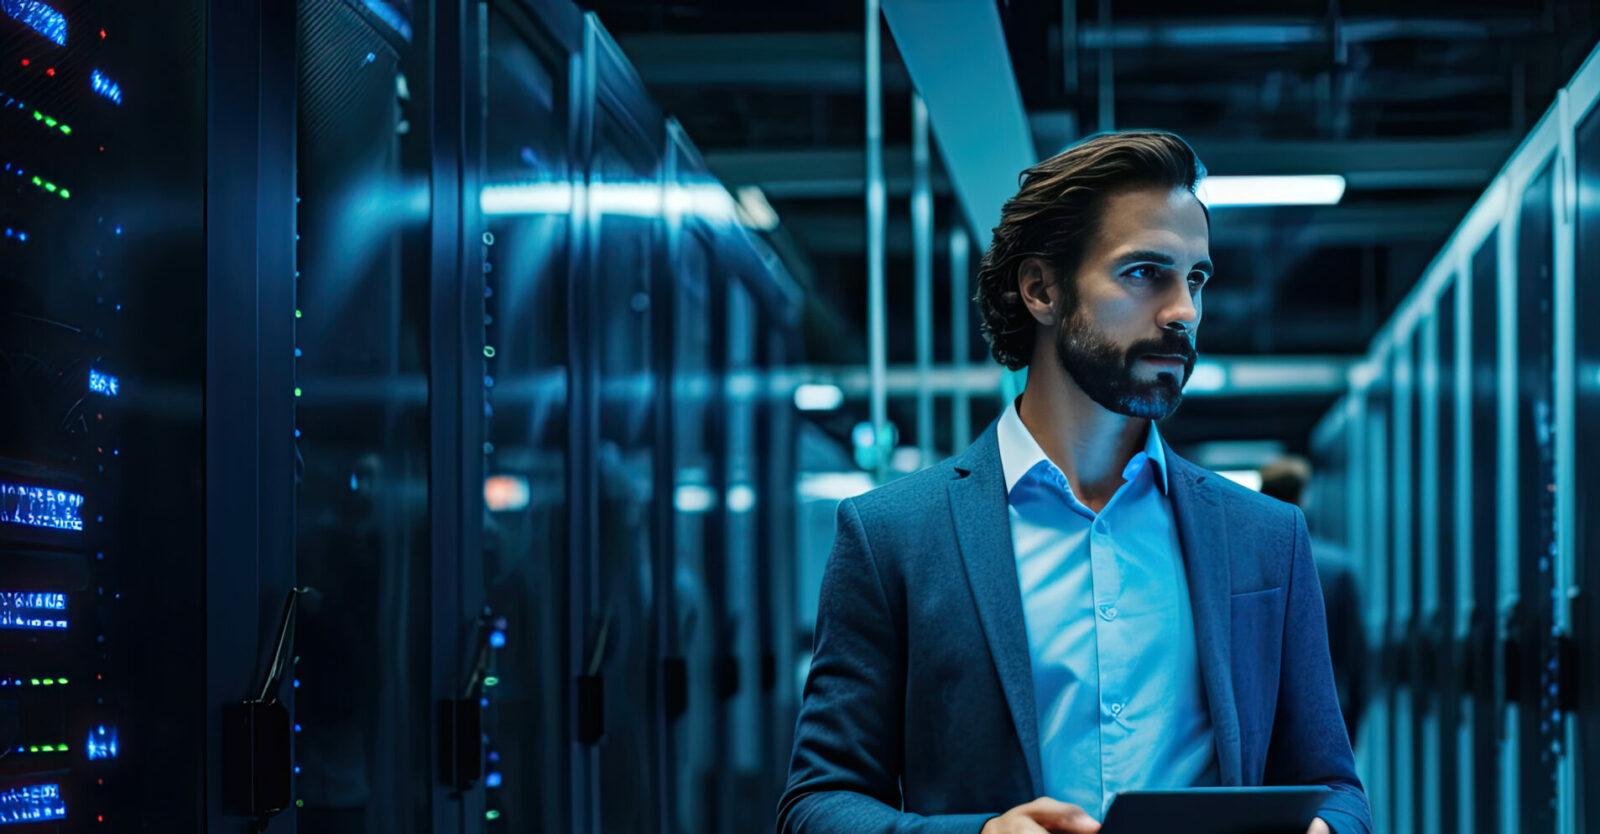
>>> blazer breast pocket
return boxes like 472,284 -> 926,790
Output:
1230,586 -> 1287,749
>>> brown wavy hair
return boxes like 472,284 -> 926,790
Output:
974,130 -> 1208,370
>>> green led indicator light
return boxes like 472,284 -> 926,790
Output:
58,744 -> 67,751
58,678 -> 67,684
41,679 -> 53,686
486,811 -> 500,821
32,111 -> 42,120
484,676 -> 500,687
43,117 -> 56,127
31,177 -> 41,186
294,387 -> 303,398
294,309 -> 303,319
483,346 -> 496,358
60,125 -> 70,134
59,190 -> 69,199
43,183 -> 56,192
296,800 -> 304,808
29,679 -> 39,686
40,746 -> 54,752
27,746 -> 38,753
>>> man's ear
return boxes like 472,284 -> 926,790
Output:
1018,257 -> 1060,327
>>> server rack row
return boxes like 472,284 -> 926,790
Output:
3,0 -> 801,831
1310,36 -> 1600,834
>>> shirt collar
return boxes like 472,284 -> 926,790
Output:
996,396 -> 1170,496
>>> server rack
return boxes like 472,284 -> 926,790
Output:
1312,35 -> 1600,834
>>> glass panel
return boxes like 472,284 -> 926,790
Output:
591,102 -> 661,834
479,8 -> 570,832
1436,285 -> 1460,834
669,225 -> 715,834
1514,163 -> 1557,834
1468,234 -> 1500,834
293,2 -> 433,830
0,1 -> 206,825
1574,97 -> 1600,831
719,281 -> 762,833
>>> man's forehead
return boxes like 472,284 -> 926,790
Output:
1094,188 -> 1210,256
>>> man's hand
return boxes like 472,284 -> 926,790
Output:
1306,817 -> 1330,834
981,797 -> 1101,834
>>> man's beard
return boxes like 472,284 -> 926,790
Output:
1054,309 -> 1196,420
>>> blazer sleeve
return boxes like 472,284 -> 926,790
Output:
1264,507 -> 1374,834
777,499 -> 994,834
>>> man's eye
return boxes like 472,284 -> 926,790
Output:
1187,273 -> 1208,291
1127,266 -> 1160,281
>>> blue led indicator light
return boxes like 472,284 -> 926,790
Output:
486,772 -> 502,788
349,474 -> 358,491
90,70 -> 122,105
487,750 -> 500,763
0,482 -> 84,532
89,368 -> 119,396
480,697 -> 489,708
293,723 -> 302,733
293,678 -> 300,689
294,765 -> 301,774
2,0 -> 66,46
490,631 -> 506,648
87,725 -> 117,760
0,783 -> 66,824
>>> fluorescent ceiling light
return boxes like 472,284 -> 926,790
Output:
797,472 -> 876,502
726,484 -> 756,513
482,182 -> 766,228
1196,175 -> 1346,207
673,484 -> 717,514
735,185 -> 780,231
793,383 -> 844,411
1184,361 -> 1228,393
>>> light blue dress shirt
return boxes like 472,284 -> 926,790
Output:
998,400 -> 1218,818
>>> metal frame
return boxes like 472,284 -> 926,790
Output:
204,0 -> 299,830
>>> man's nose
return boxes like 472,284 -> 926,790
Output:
1160,286 -> 1199,334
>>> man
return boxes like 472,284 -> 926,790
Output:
778,131 -> 1370,834
1258,456 -> 1369,748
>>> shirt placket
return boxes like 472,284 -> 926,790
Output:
1088,503 -> 1125,818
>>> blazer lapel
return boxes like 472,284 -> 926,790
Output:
948,426 -> 1045,797
1164,447 -> 1244,786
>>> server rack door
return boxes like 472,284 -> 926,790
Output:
1468,233 -> 1502,834
476,4 -> 575,831
1391,341 -> 1417,834
719,280 -> 762,834
1418,313 -> 1444,834
585,35 -> 665,834
1514,163 -> 1559,834
666,220 -> 717,834
1362,383 -> 1391,832
1435,283 -> 1462,834
291,1 -> 436,830
1572,96 -> 1600,834
1,1 -> 207,828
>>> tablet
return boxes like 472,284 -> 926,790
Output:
1099,786 -> 1331,834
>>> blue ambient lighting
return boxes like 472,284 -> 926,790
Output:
90,70 -> 121,105
0,482 -> 83,531
86,725 -> 117,760
0,592 -> 68,631
359,0 -> 412,41
2,0 -> 66,46
88,369 -> 118,397
0,784 -> 66,824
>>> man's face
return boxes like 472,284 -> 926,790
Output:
1053,185 -> 1211,420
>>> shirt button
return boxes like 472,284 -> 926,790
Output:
1093,518 -> 1108,534
1109,703 -> 1124,716
1099,605 -> 1118,621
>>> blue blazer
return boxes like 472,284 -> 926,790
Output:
779,423 -> 1372,834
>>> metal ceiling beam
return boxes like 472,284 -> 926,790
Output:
1076,16 -> 1541,49
880,0 -> 1036,243
781,200 -> 1467,254
613,31 -> 911,90
706,137 -> 1515,198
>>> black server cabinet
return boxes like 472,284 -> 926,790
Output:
1,1 -> 209,829
1574,89 -> 1600,834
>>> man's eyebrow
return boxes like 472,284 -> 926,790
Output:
1114,250 -> 1214,274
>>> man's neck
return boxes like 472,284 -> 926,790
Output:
1016,365 -> 1151,513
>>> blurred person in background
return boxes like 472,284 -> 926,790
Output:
779,131 -> 1370,834
1259,456 -> 1369,748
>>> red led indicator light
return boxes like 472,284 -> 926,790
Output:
97,815 -> 103,823
20,59 -> 29,66
100,29 -> 107,39
45,68 -> 55,76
